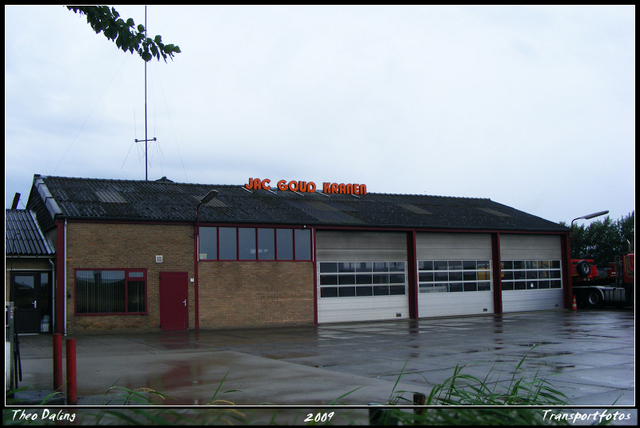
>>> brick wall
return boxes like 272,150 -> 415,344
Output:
198,261 -> 315,329
63,221 -> 316,333
65,221 -> 194,333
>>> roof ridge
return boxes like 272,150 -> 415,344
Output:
42,175 -> 242,189
41,177 -> 492,200
367,191 -> 491,200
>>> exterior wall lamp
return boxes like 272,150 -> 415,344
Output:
196,189 -> 219,231
570,210 -> 609,239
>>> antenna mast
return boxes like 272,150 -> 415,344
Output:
134,5 -> 156,181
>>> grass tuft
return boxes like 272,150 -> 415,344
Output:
379,345 -> 573,425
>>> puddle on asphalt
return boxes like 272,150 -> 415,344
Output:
261,352 -> 315,360
461,347 -> 504,353
516,341 -> 563,347
528,351 -> 573,358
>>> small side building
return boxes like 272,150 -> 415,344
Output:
24,174 -> 572,334
6,209 -> 56,334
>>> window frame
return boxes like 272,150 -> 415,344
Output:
418,260 -> 492,294
199,226 -> 312,262
500,260 -> 563,291
318,261 -> 407,299
75,268 -> 148,316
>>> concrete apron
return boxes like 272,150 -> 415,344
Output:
12,309 -> 635,411
14,339 -> 419,407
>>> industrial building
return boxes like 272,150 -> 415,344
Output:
9,174 -> 572,334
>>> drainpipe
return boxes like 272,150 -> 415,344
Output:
406,231 -> 418,319
312,227 -> 318,325
64,219 -> 67,335
194,190 -> 218,331
48,258 -> 55,334
194,219 -> 200,331
491,233 -> 503,315
55,219 -> 65,335
562,233 -> 573,310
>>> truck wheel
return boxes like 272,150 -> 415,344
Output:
586,289 -> 605,309
576,260 -> 591,277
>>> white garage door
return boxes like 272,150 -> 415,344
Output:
500,234 -> 564,312
316,231 -> 409,324
416,233 -> 494,318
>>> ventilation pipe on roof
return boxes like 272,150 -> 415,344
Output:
11,193 -> 20,209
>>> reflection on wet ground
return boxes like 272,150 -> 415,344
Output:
16,309 -> 634,412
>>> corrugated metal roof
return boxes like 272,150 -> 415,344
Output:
5,209 -> 55,256
25,175 -> 569,233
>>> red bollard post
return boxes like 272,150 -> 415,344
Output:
53,334 -> 63,392
66,338 -> 77,405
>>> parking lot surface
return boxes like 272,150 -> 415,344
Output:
10,309 -> 635,423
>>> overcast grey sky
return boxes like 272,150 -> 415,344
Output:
4,5 -> 635,225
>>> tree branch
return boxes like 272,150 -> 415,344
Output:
67,6 -> 181,62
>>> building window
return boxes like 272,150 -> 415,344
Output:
257,228 -> 275,260
295,229 -> 312,260
418,260 -> 491,293
276,229 -> 294,260
199,227 -> 217,260
319,261 -> 406,298
199,227 -> 311,261
238,228 -> 256,260
501,260 -> 562,290
218,227 -> 237,260
75,269 -> 147,315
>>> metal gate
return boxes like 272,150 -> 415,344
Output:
500,234 -> 563,312
316,231 -> 409,324
416,233 -> 494,318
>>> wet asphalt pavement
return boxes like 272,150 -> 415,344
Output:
9,309 -> 636,424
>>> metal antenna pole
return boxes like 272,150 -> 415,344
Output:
144,6 -> 148,181
134,5 -> 156,181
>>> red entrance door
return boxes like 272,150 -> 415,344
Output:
159,272 -> 189,331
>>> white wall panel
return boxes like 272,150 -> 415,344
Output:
502,289 -> 564,312
317,296 -> 409,324
418,291 -> 493,318
416,233 -> 492,260
500,234 -> 561,260
316,231 -> 407,261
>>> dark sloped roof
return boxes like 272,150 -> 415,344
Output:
26,175 -> 569,233
5,209 -> 55,256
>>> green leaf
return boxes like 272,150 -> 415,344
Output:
68,6 -> 180,63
